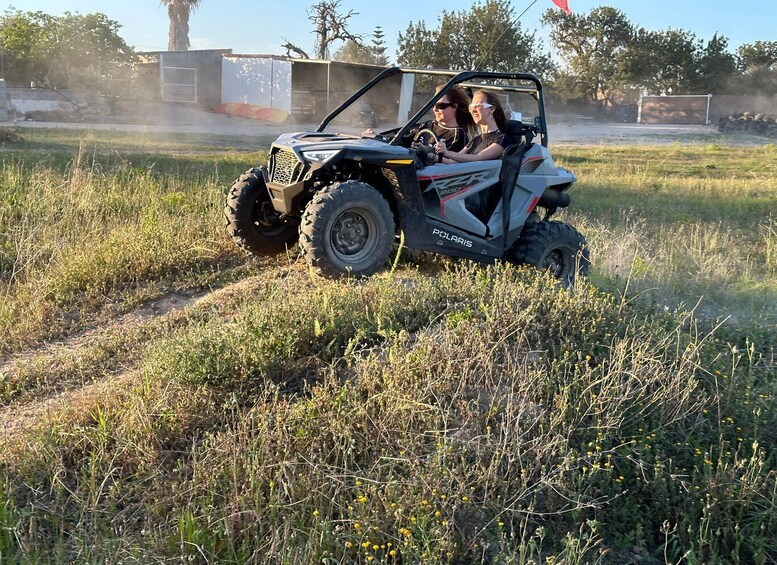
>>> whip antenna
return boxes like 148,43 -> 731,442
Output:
474,0 -> 539,70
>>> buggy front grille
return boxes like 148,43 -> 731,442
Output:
269,149 -> 304,186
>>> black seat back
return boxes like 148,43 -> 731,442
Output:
498,140 -> 528,240
503,120 -> 524,148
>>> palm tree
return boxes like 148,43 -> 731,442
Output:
160,0 -> 201,51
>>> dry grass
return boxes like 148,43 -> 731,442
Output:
0,134 -> 775,563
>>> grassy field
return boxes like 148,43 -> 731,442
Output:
0,129 -> 775,563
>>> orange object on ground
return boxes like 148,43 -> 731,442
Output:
213,103 -> 288,123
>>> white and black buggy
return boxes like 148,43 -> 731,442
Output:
224,67 -> 589,284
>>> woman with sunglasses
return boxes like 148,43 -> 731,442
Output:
433,89 -> 508,163
363,85 -> 474,155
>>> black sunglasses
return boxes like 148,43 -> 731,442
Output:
433,102 -> 455,110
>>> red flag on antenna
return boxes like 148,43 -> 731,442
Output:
551,0 -> 571,13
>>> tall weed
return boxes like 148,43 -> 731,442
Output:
3,266 -> 774,562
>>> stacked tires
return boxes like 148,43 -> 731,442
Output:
717,112 -> 777,138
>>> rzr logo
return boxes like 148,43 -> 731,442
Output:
432,170 -> 494,197
432,228 -> 473,248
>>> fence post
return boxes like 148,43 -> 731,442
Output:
637,96 -> 643,124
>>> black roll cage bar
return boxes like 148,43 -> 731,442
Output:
315,67 -> 548,147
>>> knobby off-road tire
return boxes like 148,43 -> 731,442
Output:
224,168 -> 298,256
299,181 -> 395,278
512,220 -> 590,286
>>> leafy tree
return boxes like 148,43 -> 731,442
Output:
160,0 -> 201,51
549,70 -> 588,101
397,0 -> 555,76
0,9 -> 134,91
732,41 -> 777,95
736,41 -> 777,71
694,33 -> 736,93
396,21 -> 437,68
734,66 -> 777,96
332,40 -> 374,64
542,6 -> 633,105
332,25 -> 390,65
621,28 -> 698,95
0,9 -> 53,85
621,29 -> 735,95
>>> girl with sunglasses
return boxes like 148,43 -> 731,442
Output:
363,85 -> 475,155
433,89 -> 508,163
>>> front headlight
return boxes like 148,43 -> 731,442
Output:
301,149 -> 339,163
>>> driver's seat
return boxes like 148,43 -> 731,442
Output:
503,120 -> 525,148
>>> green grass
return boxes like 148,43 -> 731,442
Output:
0,137 -> 270,353
555,144 -> 777,327
0,131 -> 775,563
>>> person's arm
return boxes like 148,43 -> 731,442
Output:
436,138 -> 504,163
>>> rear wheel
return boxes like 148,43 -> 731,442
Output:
511,221 -> 590,286
299,181 -> 395,278
224,168 -> 298,255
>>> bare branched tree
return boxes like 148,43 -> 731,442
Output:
309,0 -> 362,60
160,0 -> 201,51
281,40 -> 310,59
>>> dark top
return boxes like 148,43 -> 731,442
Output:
405,120 -> 469,153
464,130 -> 507,155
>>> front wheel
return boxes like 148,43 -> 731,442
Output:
299,181 -> 395,278
511,221 -> 590,286
224,168 -> 299,256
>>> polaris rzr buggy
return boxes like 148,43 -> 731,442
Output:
224,67 -> 589,283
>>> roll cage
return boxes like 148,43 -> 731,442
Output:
315,67 -> 549,148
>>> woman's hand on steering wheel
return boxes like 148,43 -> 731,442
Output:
433,138 -> 447,158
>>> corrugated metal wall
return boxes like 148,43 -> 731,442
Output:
157,49 -> 232,109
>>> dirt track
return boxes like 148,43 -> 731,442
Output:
8,100 -> 772,146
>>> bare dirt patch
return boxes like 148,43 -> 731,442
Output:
0,265 -> 302,448
10,100 -> 772,147
0,290 -> 207,380
0,289 -> 208,446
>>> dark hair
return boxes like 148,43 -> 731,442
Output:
473,89 -> 507,132
436,83 -> 476,134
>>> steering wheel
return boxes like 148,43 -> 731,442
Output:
411,128 -> 439,167
413,128 -> 439,146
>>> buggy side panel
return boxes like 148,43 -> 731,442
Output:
417,161 -> 502,237
487,145 -> 576,241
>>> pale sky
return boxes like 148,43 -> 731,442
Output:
3,0 -> 776,61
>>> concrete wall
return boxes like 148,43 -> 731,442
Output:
6,87 -> 84,117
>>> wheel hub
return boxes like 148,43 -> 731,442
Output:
332,212 -> 369,255
543,250 -> 565,277
254,201 -> 281,229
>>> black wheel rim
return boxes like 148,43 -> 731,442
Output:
253,201 -> 286,235
542,249 -> 569,278
331,209 -> 376,262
